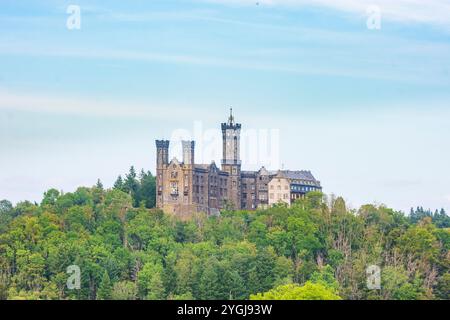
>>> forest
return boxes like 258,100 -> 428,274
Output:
0,167 -> 448,300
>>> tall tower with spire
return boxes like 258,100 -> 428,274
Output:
155,140 -> 170,209
221,108 -> 241,209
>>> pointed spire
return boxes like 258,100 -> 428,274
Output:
228,107 -> 235,125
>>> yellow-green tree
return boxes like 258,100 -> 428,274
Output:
250,282 -> 341,300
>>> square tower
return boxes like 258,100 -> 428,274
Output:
155,140 -> 170,208
221,108 -> 241,210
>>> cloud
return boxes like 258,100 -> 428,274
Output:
202,0 -> 450,29
1,41 -> 448,85
0,88 -> 197,119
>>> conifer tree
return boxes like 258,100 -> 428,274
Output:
113,175 -> 124,191
97,271 -> 112,300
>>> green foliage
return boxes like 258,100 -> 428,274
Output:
113,167 -> 156,209
250,282 -> 341,300
0,179 -> 448,300
97,271 -> 112,300
111,281 -> 137,300
381,266 -> 423,300
410,207 -> 450,228
310,265 -> 339,292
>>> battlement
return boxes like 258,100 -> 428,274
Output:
155,140 -> 170,148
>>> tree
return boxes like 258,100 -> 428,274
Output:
0,200 -> 14,232
111,281 -> 137,300
114,176 -> 125,191
433,209 -> 450,228
310,265 -> 339,292
0,200 -> 13,214
113,167 -> 156,209
381,266 -> 422,300
199,258 -> 220,300
138,170 -> 156,208
434,272 -> 450,300
138,263 -> 165,300
11,249 -> 46,292
125,167 -> 139,207
250,282 -> 342,300
96,179 -> 104,190
42,189 -> 60,206
97,271 -> 112,300
147,272 -> 165,300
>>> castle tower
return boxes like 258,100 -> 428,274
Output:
221,108 -> 241,209
156,140 -> 169,167
155,140 -> 169,208
181,140 -> 195,209
182,141 -> 195,165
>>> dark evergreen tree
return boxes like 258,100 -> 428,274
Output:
433,208 -> 450,228
138,170 -> 156,209
114,175 -> 125,191
125,166 -> 139,207
96,179 -> 104,190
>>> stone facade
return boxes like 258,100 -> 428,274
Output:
156,110 -> 322,216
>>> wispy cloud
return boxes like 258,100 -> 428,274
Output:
203,0 -> 450,29
0,41 -> 448,85
0,88 -> 195,119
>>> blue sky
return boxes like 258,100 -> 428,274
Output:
1,0 -> 450,213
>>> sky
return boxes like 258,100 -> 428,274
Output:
1,0 -> 450,213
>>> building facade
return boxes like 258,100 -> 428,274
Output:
156,111 -> 322,217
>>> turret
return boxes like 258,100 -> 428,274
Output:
182,141 -> 195,165
221,108 -> 241,166
156,140 -> 170,167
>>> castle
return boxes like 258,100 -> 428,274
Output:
155,110 -> 322,216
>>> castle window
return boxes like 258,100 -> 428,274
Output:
170,182 -> 178,195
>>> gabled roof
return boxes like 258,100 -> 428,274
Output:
258,166 -> 271,176
169,157 -> 181,166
